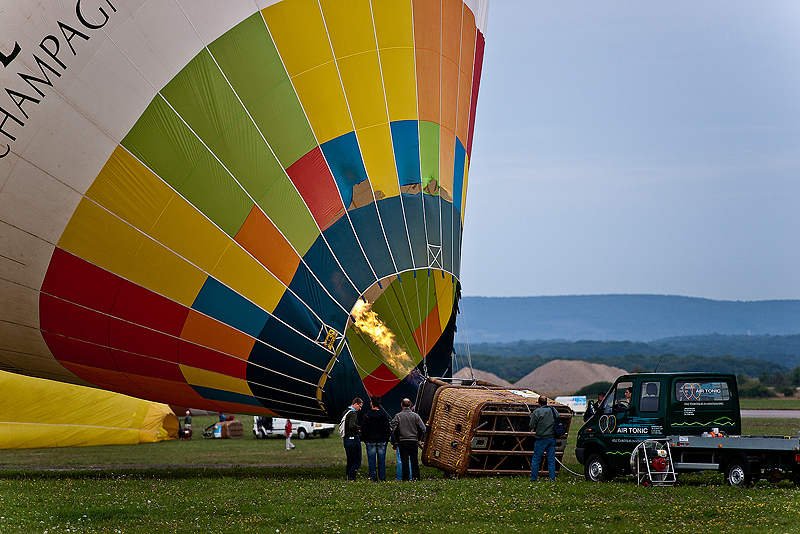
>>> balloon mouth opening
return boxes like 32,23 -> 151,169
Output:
346,274 -> 418,378
348,295 -> 417,378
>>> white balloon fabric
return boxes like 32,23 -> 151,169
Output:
0,0 -> 489,420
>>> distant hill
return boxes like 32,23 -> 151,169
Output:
459,295 -> 800,343
462,334 -> 800,369
466,334 -> 800,360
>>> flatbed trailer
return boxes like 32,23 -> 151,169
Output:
576,373 -> 800,486
667,434 -> 800,486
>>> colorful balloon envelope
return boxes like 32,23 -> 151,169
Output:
0,0 -> 488,420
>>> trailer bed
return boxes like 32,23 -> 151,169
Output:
669,434 -> 800,451
667,434 -> 800,484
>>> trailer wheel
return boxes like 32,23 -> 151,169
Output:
585,453 -> 609,482
724,459 -> 752,487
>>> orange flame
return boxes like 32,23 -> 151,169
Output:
351,299 -> 414,375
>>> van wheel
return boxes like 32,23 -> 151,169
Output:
298,428 -> 308,440
585,453 -> 609,482
725,459 -> 751,487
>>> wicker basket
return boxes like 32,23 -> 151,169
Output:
421,385 -> 572,476
219,419 -> 243,439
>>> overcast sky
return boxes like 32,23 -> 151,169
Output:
460,0 -> 800,301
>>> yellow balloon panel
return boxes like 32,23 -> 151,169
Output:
337,51 -> 388,130
356,123 -> 401,200
211,245 -> 285,314
149,197 -> 232,274
261,0 -> 333,77
86,147 -> 173,233
379,47 -> 418,122
321,0 -> 376,58
289,62 -> 353,144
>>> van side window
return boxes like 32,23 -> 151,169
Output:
639,382 -> 660,412
674,380 -> 731,402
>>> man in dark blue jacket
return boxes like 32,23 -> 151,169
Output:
360,395 -> 391,481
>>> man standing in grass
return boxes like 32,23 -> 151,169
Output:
529,395 -> 556,482
361,395 -> 391,481
285,419 -> 295,451
183,410 -> 192,440
342,397 -> 363,480
390,398 -> 426,481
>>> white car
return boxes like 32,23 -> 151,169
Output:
253,416 -> 335,440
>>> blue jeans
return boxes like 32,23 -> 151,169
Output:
365,442 -> 387,481
530,437 -> 556,481
343,435 -> 361,480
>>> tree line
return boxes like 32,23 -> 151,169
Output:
455,353 -> 800,398
463,334 -> 800,368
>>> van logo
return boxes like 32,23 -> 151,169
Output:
681,383 -> 702,401
599,415 -> 617,434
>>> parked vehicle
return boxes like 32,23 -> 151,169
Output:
253,416 -> 334,440
576,373 -> 800,486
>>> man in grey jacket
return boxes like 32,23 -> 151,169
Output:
390,398 -> 426,481
529,395 -> 556,482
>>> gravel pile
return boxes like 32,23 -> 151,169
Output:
513,359 -> 627,397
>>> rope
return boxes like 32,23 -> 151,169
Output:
556,455 -> 584,477
459,305 -> 474,381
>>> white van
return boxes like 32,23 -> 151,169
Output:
253,416 -> 335,440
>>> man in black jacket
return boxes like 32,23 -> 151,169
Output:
360,395 -> 391,481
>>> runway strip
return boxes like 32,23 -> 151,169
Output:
741,409 -> 800,418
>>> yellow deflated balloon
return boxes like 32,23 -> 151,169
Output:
0,370 -> 178,449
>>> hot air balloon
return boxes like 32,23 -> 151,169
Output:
0,0 -> 488,421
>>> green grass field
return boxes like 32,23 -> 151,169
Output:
1,416 -> 800,533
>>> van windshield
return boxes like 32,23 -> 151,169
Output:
674,380 -> 731,403
602,381 -> 633,413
